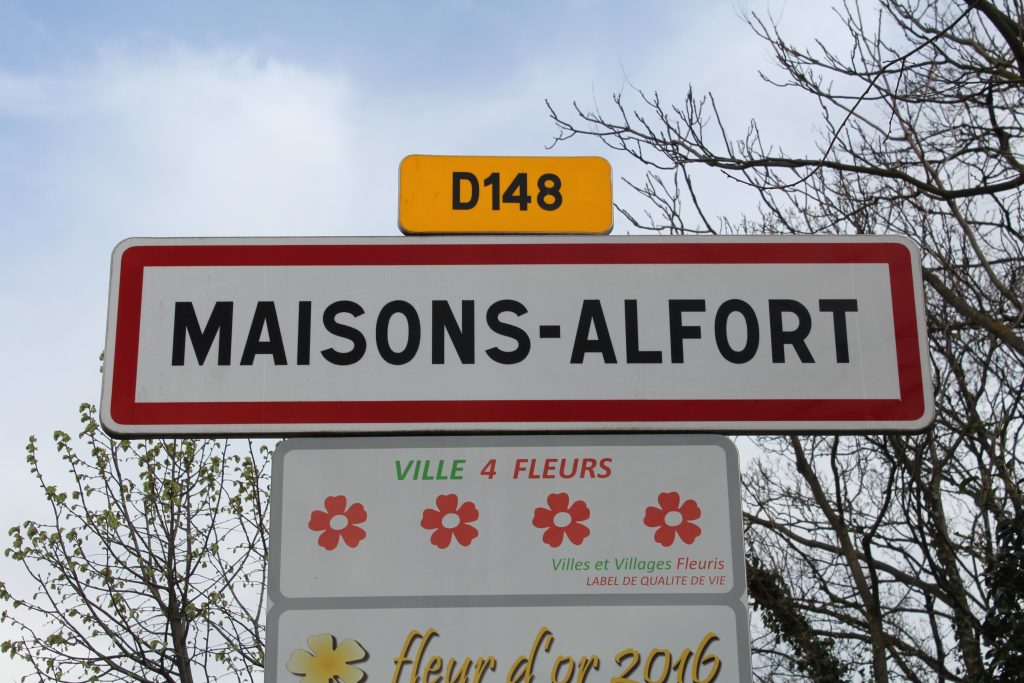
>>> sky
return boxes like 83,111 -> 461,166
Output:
0,0 -> 840,677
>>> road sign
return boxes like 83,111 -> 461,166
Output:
266,435 -> 752,683
399,155 -> 612,234
100,235 -> 932,436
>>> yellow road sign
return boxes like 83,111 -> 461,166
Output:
399,155 -> 612,234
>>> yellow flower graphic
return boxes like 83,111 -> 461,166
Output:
287,634 -> 367,683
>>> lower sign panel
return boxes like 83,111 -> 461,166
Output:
268,604 -> 751,683
271,435 -> 744,601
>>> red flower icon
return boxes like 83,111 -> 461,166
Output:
532,493 -> 591,547
420,494 -> 479,548
644,492 -> 702,547
308,496 -> 367,550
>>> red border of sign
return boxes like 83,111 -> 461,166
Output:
107,241 -> 927,429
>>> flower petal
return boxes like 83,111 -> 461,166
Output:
286,648 -> 316,675
324,495 -> 349,515
318,530 -> 341,551
308,509 -> 331,532
653,525 -> 676,547
546,492 -> 570,513
676,520 -> 702,544
339,662 -> 368,683
643,506 -> 666,528
435,494 -> 459,514
567,499 -> 590,522
680,499 -> 701,521
533,506 -> 555,529
421,508 -> 442,530
346,502 -> 367,524
451,523 -> 479,547
307,633 -> 339,658
340,524 -> 367,548
542,525 -> 565,548
336,638 -> 367,663
457,501 -> 479,523
430,527 -> 453,549
657,491 -> 681,511
564,522 -> 591,546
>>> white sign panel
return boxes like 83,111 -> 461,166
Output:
271,436 -> 743,599
101,236 -> 931,435
270,605 -> 750,683
266,435 -> 750,683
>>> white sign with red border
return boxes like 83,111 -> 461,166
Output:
101,235 -> 931,435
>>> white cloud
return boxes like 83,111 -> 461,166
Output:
0,55 -> 367,647
0,71 -> 55,117
53,47 -> 356,236
0,46 -> 368,456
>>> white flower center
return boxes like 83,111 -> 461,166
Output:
553,511 -> 573,528
329,514 -> 349,531
441,512 -> 462,529
663,511 -> 683,527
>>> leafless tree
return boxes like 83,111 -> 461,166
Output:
551,2 -> 1023,681
1,403 -> 269,682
